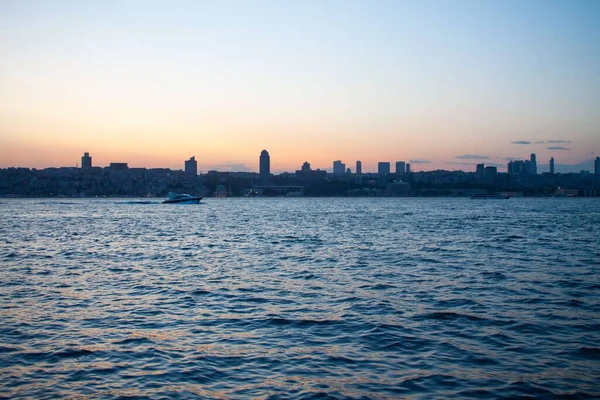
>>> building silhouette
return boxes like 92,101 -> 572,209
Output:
508,160 -> 526,175
378,162 -> 390,176
550,157 -> 555,174
396,161 -> 406,178
356,161 -> 362,175
81,152 -> 92,169
185,156 -> 197,176
406,163 -> 411,173
260,150 -> 270,183
595,157 -> 600,175
530,153 -> 537,174
476,163 -> 484,177
333,160 -> 345,176
484,166 -> 497,181
109,163 -> 128,170
296,162 -> 326,180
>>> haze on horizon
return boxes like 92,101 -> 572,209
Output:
1,0 -> 599,173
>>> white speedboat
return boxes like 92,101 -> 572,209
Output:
162,192 -> 203,204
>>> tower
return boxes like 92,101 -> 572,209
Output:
185,156 -> 197,176
378,162 -> 390,176
260,150 -> 270,183
550,157 -> 555,175
476,163 -> 485,177
530,153 -> 537,174
396,161 -> 406,177
595,157 -> 600,175
333,160 -> 345,175
356,160 -> 362,175
81,152 -> 92,169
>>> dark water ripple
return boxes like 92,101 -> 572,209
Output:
1,198 -> 600,398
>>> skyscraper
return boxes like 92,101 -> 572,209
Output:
550,157 -> 555,175
530,153 -> 537,174
476,163 -> 485,177
260,150 -> 270,183
81,152 -> 92,169
406,163 -> 411,173
595,157 -> 600,175
333,160 -> 345,175
395,161 -> 406,177
356,161 -> 362,175
185,156 -> 197,176
378,162 -> 390,176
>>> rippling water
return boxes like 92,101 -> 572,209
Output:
1,198 -> 599,399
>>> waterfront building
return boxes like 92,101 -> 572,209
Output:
378,162 -> 390,176
109,163 -> 128,170
260,150 -> 270,183
406,163 -> 411,173
508,160 -> 525,175
550,157 -> 555,175
595,157 -> 600,175
333,160 -> 345,176
386,181 -> 411,196
81,152 -> 92,169
476,163 -> 484,177
396,161 -> 406,177
184,156 -> 197,176
530,153 -> 537,174
484,166 -> 497,181
296,162 -> 326,180
356,161 -> 362,175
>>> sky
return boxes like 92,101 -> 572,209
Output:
1,0 -> 599,173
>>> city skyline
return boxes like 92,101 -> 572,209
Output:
1,1 -> 599,171
33,150 -> 600,175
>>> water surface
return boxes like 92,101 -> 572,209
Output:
1,198 -> 599,398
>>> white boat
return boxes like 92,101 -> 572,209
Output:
162,192 -> 203,204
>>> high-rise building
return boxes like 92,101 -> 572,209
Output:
406,163 -> 411,173
260,150 -> 270,183
550,157 -> 555,175
185,156 -> 197,176
476,163 -> 485,176
333,160 -> 345,175
81,152 -> 92,169
595,157 -> 600,175
296,162 -> 326,180
484,166 -> 497,181
356,161 -> 362,175
395,161 -> 406,177
378,162 -> 390,176
530,153 -> 537,174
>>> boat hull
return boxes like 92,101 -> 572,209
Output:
162,197 -> 202,204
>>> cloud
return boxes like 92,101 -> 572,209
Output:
455,154 -> 490,160
446,161 -> 504,167
212,162 -> 252,171
500,157 -> 519,161
546,140 -> 572,144
534,141 -> 546,144
445,161 -> 477,166
409,159 -> 431,164
511,141 -> 532,145
547,146 -> 570,151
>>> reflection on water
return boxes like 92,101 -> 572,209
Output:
1,198 -> 600,398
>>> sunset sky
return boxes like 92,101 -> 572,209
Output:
1,0 -> 599,173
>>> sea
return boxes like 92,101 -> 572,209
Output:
1,197 -> 599,399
